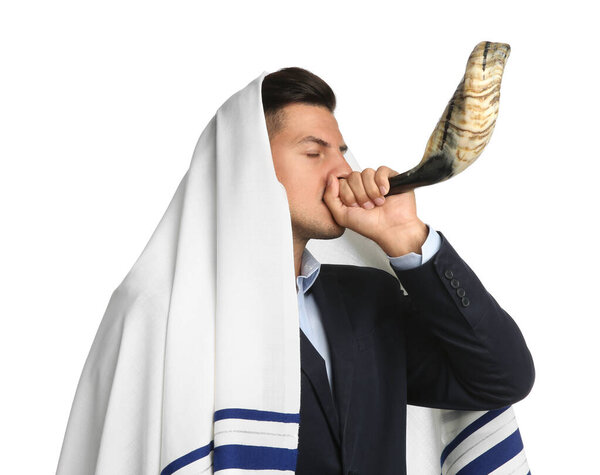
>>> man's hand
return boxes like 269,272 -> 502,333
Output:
322,166 -> 428,256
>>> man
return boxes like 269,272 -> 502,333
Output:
56,69 -> 533,475
262,67 -> 535,474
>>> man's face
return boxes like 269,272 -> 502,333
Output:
269,103 -> 354,242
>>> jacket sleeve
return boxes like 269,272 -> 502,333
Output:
390,231 -> 535,410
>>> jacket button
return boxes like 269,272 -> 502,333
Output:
450,278 -> 460,288
457,288 -> 466,297
461,297 -> 470,307
444,270 -> 453,279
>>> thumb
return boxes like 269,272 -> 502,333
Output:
322,173 -> 345,220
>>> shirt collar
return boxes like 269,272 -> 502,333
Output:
296,247 -> 322,295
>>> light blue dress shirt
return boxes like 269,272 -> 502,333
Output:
296,225 -> 442,391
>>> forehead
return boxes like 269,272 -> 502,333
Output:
280,103 -> 343,143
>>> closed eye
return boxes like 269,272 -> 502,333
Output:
307,153 -> 321,157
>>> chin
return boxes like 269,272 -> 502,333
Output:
317,222 -> 346,240
292,205 -> 346,241
319,208 -> 346,238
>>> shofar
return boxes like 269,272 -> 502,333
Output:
386,41 -> 511,196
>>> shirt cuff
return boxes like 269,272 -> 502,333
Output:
386,224 -> 442,271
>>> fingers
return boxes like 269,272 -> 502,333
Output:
338,175 -> 361,208
338,167 -> 398,209
375,166 -> 395,195
322,173 -> 344,221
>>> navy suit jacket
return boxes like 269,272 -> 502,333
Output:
295,232 -> 535,475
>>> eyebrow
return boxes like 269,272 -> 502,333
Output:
296,135 -> 348,153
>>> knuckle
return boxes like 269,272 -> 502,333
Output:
348,171 -> 361,182
340,185 -> 355,202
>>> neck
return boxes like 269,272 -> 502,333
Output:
293,235 -> 308,280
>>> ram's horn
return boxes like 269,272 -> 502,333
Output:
386,41 -> 511,196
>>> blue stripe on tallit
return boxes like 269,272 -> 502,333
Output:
214,407 -> 301,423
455,428 -> 525,474
161,440 -> 214,475
440,406 -> 511,466
160,407 -> 300,474
214,444 -> 298,471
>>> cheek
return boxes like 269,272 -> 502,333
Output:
272,159 -> 323,204
285,181 -> 323,209
285,183 -> 307,205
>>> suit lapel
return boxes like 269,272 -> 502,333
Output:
310,265 -> 358,467
299,329 -> 340,447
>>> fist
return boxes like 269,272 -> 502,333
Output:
322,166 -> 426,254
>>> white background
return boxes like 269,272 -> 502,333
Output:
1,0 -> 598,473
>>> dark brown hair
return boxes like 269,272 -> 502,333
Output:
261,67 -> 336,140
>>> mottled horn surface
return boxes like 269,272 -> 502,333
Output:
386,41 -> 511,196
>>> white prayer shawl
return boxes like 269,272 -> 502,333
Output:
56,71 -> 530,474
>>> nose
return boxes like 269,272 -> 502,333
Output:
332,152 -> 353,179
